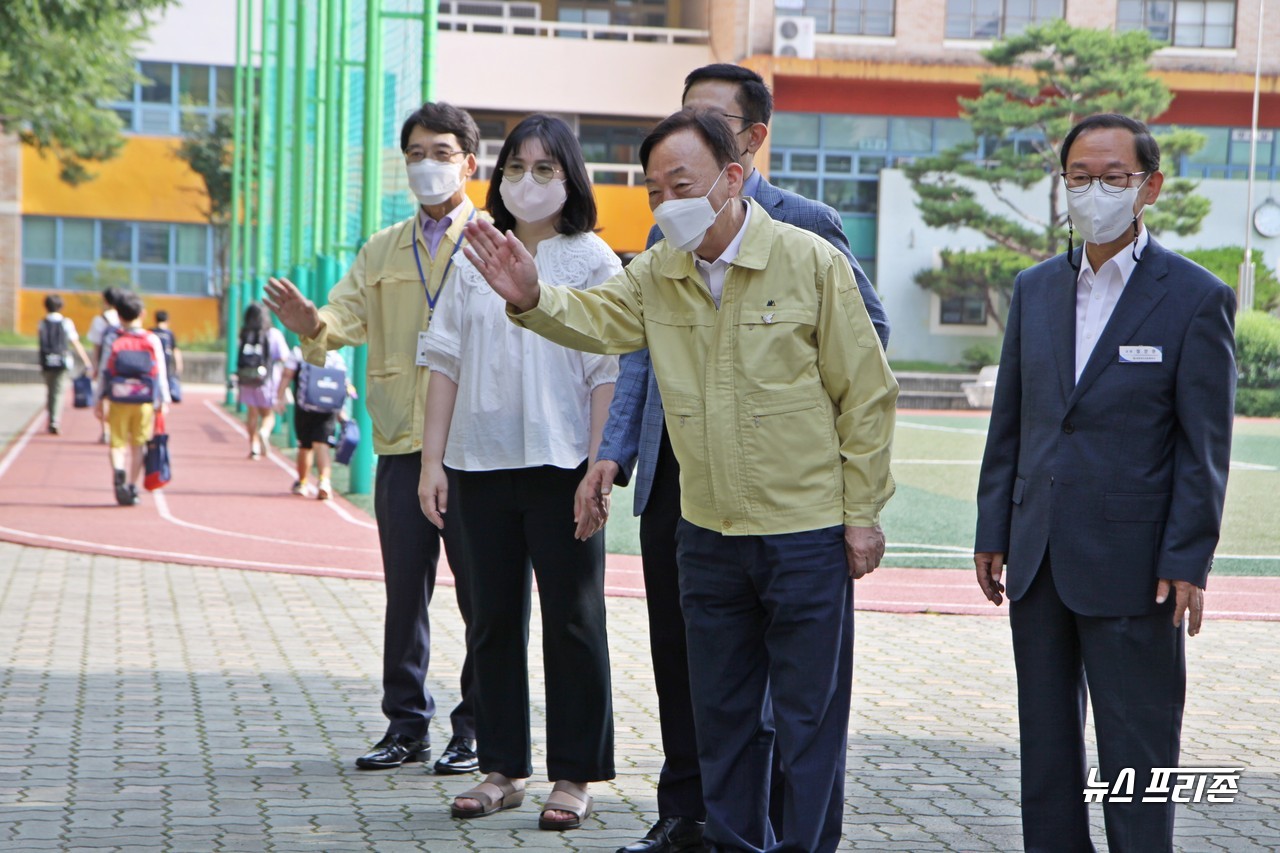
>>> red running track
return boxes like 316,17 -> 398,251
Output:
0,390 -> 1276,620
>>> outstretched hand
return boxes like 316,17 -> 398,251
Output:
461,220 -> 541,312
264,277 -> 323,338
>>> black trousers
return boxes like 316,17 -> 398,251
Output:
373,453 -> 475,742
640,427 -> 704,819
453,463 -> 615,781
1010,555 -> 1185,853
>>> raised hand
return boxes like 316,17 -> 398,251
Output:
461,220 -> 541,312
264,277 -> 323,338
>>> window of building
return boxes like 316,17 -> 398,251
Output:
939,295 -> 989,325
106,61 -> 233,135
1151,123 -> 1280,179
945,0 -> 1064,39
558,0 -> 670,28
1117,0 -> 1236,47
21,216 -> 215,295
771,113 -> 979,289
800,0 -> 895,36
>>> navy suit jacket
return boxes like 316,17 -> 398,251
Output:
974,238 -> 1236,617
596,176 -> 891,515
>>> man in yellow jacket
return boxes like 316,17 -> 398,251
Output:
264,101 -> 481,777
462,110 -> 897,853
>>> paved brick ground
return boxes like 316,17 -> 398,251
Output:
1,543 -> 1277,852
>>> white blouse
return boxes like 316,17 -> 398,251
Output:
423,230 -> 622,472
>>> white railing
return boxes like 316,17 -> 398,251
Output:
439,12 -> 708,45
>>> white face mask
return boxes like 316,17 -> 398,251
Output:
652,164 -> 732,253
1066,176 -> 1148,245
406,159 -> 463,206
499,173 -> 567,223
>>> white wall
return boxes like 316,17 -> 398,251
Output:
876,169 -> 1280,363
136,0 -> 238,67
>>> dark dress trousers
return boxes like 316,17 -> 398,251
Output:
975,238 -> 1236,852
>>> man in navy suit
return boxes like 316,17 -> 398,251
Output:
975,114 -> 1236,853
576,64 -> 890,853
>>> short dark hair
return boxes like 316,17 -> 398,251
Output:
487,114 -> 597,236
399,101 -> 480,154
102,287 -> 123,309
640,110 -> 740,174
682,63 -> 773,126
154,309 -> 169,323
1060,114 -> 1160,174
115,291 -> 144,323
44,294 -> 63,313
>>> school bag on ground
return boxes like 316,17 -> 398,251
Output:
297,361 -> 347,413
38,318 -> 69,370
237,331 -> 269,388
104,330 -> 158,404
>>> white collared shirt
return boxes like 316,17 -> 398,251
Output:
694,200 -> 752,308
1075,226 -> 1149,381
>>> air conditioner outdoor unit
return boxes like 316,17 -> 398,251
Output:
773,15 -> 816,59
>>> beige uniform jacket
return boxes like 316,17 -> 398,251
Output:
513,198 -> 897,535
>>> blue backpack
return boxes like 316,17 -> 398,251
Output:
297,362 -> 347,413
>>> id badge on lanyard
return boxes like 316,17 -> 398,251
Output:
412,208 -> 475,367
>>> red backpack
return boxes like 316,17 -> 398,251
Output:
105,329 -> 158,404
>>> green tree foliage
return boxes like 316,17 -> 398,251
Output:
1234,310 -> 1280,416
1180,247 -> 1280,313
905,21 -> 1210,329
175,114 -> 234,334
0,1 -> 174,184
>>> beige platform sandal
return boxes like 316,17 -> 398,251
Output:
538,780 -> 593,830
450,772 -> 525,819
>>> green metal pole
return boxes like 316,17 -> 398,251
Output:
254,0 -> 271,303
348,0 -> 383,496
227,0 -> 247,405
242,2 -> 260,301
334,0 -> 353,259
271,0 -> 289,277
311,0 -> 329,272
422,0 -> 438,101
290,0 -> 308,269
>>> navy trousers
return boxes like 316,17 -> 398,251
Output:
373,453 -> 475,743
677,520 -> 854,853
1010,556 -> 1185,853
639,429 -> 704,819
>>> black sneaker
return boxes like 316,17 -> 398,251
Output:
128,484 -> 141,505
113,470 -> 131,506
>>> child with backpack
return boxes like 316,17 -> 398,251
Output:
95,291 -> 171,506
38,294 -> 92,435
276,346 -> 349,500
237,302 -> 288,459
87,287 -> 122,444
150,310 -> 184,403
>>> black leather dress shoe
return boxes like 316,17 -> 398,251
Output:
432,735 -> 479,774
354,734 -> 430,770
617,816 -> 707,853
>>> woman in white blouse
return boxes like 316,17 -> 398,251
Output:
418,114 -> 619,831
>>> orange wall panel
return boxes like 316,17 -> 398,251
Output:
465,182 -> 652,255
20,290 -> 221,344
22,136 -> 210,224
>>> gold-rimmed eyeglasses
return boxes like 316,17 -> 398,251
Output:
405,147 -> 466,164
502,162 -> 564,184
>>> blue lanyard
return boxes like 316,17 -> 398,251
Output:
412,208 -> 476,313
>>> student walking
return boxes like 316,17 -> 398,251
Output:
37,294 -> 91,435
276,346 -> 348,500
150,310 -> 184,403
236,302 -> 288,459
95,291 -> 170,505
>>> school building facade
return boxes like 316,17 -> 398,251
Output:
2,0 -> 1278,360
